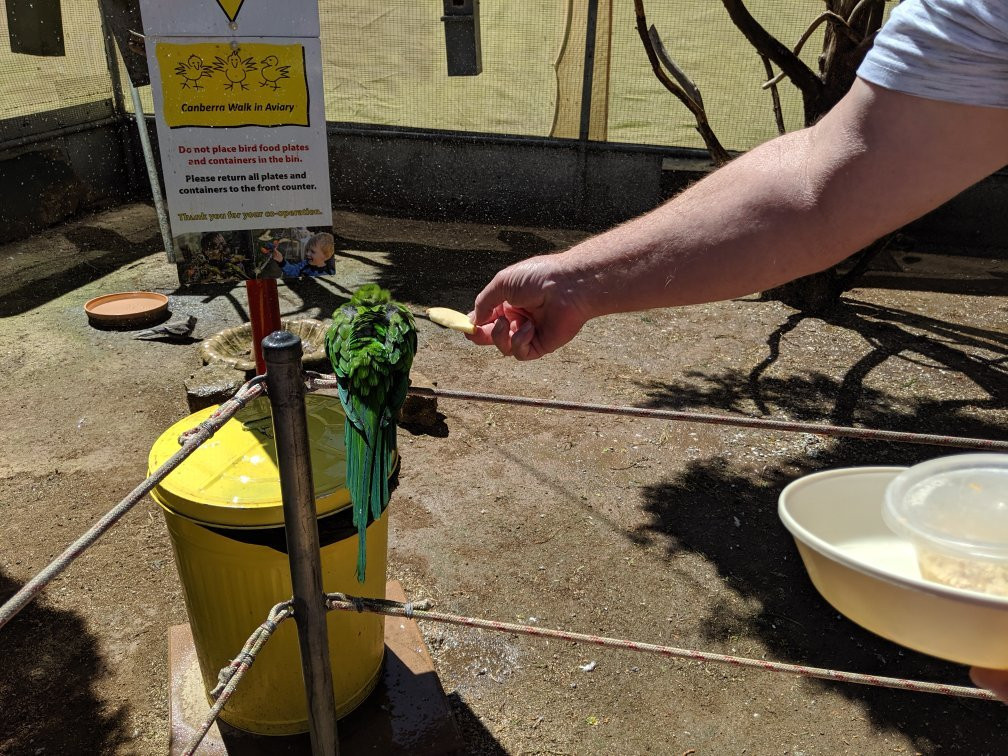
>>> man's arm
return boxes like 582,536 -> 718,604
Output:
470,79 -> 1008,359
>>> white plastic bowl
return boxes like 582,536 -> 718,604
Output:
779,466 -> 1008,668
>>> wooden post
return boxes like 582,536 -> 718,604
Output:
550,0 -> 612,141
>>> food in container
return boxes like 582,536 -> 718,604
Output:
883,454 -> 1008,597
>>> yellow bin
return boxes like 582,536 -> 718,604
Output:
148,394 -> 388,735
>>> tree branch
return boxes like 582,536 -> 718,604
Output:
846,0 -> 880,28
721,0 -> 822,118
633,0 -> 730,165
761,11 -> 860,90
649,26 -> 703,111
759,56 -> 786,135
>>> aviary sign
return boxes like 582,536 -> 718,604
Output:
140,0 -> 334,285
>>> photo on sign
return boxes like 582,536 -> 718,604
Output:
174,229 -> 254,285
252,226 -> 335,279
174,225 -> 334,285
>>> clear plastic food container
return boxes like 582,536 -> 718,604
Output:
883,454 -> 1008,597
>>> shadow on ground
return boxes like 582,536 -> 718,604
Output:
632,297 -> 1008,752
163,228 -> 547,330
0,571 -> 130,754
446,693 -> 508,756
1,225 -> 162,318
329,228 -> 555,315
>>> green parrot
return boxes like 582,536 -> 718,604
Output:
325,284 -> 417,582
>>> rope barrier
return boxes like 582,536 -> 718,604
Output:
0,376 -> 267,630
184,600 -> 294,756
180,587 -> 1000,754
305,373 -> 1008,452
4,364 -> 1001,755
326,593 -> 998,702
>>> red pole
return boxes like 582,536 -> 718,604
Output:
245,278 -> 283,375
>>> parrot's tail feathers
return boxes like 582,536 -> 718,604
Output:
355,515 -> 367,583
346,422 -> 365,527
367,427 -> 383,524
346,406 -> 382,585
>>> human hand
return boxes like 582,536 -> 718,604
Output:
271,248 -> 283,263
466,254 -> 592,360
970,667 -> 1008,703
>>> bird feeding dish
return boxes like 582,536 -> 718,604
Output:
778,466 -> 1008,668
199,317 -> 329,372
84,291 -> 169,329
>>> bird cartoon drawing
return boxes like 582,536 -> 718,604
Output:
174,55 -> 212,90
258,55 -> 291,91
212,49 -> 257,90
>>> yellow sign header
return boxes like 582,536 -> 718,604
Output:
157,42 -> 309,128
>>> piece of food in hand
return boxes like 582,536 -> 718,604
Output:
426,307 -> 476,334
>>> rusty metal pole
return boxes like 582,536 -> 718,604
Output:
247,278 -> 283,375
262,330 -> 339,756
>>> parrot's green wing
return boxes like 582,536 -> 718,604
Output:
325,285 -> 416,582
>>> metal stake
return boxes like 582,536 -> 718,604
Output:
247,279 -> 283,375
263,331 -> 339,756
127,82 -> 176,263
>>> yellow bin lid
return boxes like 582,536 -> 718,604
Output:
148,394 -> 352,528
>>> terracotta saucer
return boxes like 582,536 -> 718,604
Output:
85,291 -> 169,328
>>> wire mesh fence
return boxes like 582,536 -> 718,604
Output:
311,0 -> 830,149
0,0 -> 116,142
3,1 -> 891,153
609,0 -> 820,149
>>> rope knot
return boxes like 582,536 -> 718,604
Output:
211,660 -> 239,699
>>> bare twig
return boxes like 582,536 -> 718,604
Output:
649,26 -> 703,110
759,55 -> 786,135
846,0 -> 881,27
633,0 -> 730,165
721,0 -> 822,119
833,233 -> 897,292
761,10 -> 860,90
533,527 -> 563,545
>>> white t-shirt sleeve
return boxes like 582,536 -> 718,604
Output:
857,0 -> 1008,108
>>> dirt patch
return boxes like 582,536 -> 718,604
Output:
1,203 -> 1006,754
